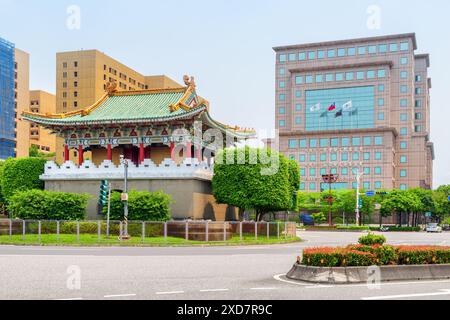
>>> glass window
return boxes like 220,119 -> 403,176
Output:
305,75 -> 313,83
345,72 -> 354,81
310,139 -> 317,148
352,182 -> 358,189
400,128 -> 407,136
367,70 -> 375,79
352,137 -> 361,146
375,182 -> 382,189
415,125 -> 422,133
338,48 -> 346,57
375,152 -> 382,160
375,167 -> 382,175
364,152 -> 370,161
378,98 -> 385,106
400,57 -> 408,65
310,168 -> 316,176
279,81 -> 285,88
401,99 -> 408,107
378,112 -> 385,121
400,113 -> 408,121
309,182 -> 316,191
295,117 -> 302,125
352,152 -> 360,161
377,69 -> 386,78
415,100 -> 422,108
279,120 -> 285,127
400,184 -> 407,191
316,74 -> 323,83
295,104 -> 302,111
289,155 -> 295,160
335,73 -> 344,81
400,155 -> 407,164
299,155 -> 306,163
327,49 -> 336,58
295,76 -> 303,85
279,94 -> 286,101
401,71 -> 408,79
299,139 -> 307,148
364,167 -> 370,175
331,168 -> 338,175
325,73 -> 334,82
342,168 -> 349,176
310,154 -> 317,162
331,153 -> 338,162
317,50 -> 325,59
308,51 -> 316,60
389,43 -> 398,52
358,46 -> 366,55
279,107 -> 285,114
320,138 -> 328,147
415,87 -> 422,95
368,45 -> 377,54
300,167 -> 305,176
279,54 -> 287,62
401,85 -> 408,93
331,138 -> 339,147
341,153 -> 349,161
296,90 -> 302,98
415,112 -> 422,120
363,182 -> 371,190
363,137 -> 372,146
379,44 -> 387,53
288,53 -> 296,61
299,52 -> 306,60
415,75 -> 422,82
348,47 -> 356,56
356,71 -> 365,80
300,183 -> 306,191
400,42 -> 409,51
342,137 -> 350,147
374,136 -> 383,145
320,154 -> 327,162
320,168 -> 327,176
400,170 -> 407,178
400,142 -> 407,149
279,68 -> 285,76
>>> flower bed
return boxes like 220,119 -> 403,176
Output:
302,245 -> 450,267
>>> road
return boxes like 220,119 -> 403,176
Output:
0,231 -> 449,300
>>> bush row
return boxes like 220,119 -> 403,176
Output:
369,226 -> 422,232
302,245 -> 450,267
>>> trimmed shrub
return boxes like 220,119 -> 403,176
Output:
302,247 -> 375,267
105,190 -> 171,221
348,245 -> 398,265
8,189 -> 89,220
358,233 -> 387,246
370,226 -> 422,232
397,246 -> 450,265
1,158 -> 46,201
336,225 -> 370,231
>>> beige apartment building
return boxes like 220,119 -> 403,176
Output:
29,90 -> 56,155
14,48 -> 30,158
273,33 -> 434,192
55,49 -> 182,163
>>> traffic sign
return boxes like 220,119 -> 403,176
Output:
365,191 -> 375,197
448,196 -> 450,202
425,212 -> 432,218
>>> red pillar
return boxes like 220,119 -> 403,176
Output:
107,144 -> 112,161
78,145 -> 84,166
139,143 -> 145,164
196,144 -> 202,162
64,145 -> 70,162
170,142 -> 175,161
186,142 -> 192,159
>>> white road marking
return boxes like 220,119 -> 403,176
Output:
156,291 -> 185,295
250,288 -> 277,291
55,297 -> 84,301
362,289 -> 450,300
273,274 -> 313,286
199,289 -> 229,293
104,293 -> 136,298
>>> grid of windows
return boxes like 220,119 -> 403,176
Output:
295,69 -> 387,85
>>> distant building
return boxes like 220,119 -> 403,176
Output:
0,37 -> 29,160
29,90 -> 56,155
273,33 -> 434,192
55,49 -> 183,163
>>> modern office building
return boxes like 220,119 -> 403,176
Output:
29,90 -> 56,155
273,33 -> 434,192
0,37 -> 30,160
54,49 -> 182,163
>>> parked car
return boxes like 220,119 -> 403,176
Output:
426,223 -> 443,233
300,214 -> 315,226
442,224 -> 450,231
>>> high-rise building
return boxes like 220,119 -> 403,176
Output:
0,37 -> 15,160
29,90 -> 56,155
0,37 -> 29,160
273,33 -> 434,192
55,49 -> 182,163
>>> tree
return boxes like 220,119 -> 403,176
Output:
380,190 -> 421,226
0,161 -> 6,215
29,145 -> 56,159
409,188 -> 435,226
212,147 -> 291,221
288,160 -> 301,211
433,185 -> 450,222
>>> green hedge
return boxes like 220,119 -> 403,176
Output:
105,190 -> 171,221
8,189 -> 89,220
0,158 -> 46,201
369,226 -> 422,232
336,225 -> 370,231
358,234 -> 387,246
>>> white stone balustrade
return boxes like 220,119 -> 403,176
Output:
41,159 -> 214,181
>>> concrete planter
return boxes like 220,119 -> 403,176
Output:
287,263 -> 450,284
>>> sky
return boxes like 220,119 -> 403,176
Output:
0,0 -> 449,187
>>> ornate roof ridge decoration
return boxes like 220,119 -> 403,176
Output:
169,75 -> 207,113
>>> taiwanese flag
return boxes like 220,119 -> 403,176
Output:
335,110 -> 343,118
328,102 -> 336,112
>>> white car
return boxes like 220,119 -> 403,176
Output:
426,223 -> 443,233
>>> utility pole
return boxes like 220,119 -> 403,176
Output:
120,155 -> 130,240
355,168 -> 364,226
322,174 -> 339,226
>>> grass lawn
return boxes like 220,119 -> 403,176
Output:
0,234 -> 301,247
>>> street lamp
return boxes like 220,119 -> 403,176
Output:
120,155 -> 130,240
354,168 -> 364,226
322,174 -> 339,226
